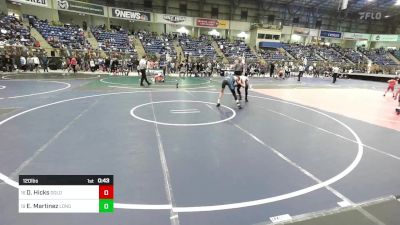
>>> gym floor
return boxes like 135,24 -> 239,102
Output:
0,73 -> 399,225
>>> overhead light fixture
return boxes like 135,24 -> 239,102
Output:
237,31 -> 248,38
10,1 -> 21,5
291,34 -> 301,42
384,15 -> 390,18
208,29 -> 220,36
177,26 -> 189,34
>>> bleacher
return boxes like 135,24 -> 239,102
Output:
389,49 -> 400,61
259,48 -> 290,62
317,46 -> 348,63
0,15 -> 34,46
282,44 -> 320,61
216,38 -> 257,62
360,48 -> 397,66
29,16 -> 88,49
137,32 -> 176,57
179,35 -> 216,58
337,47 -> 366,64
92,26 -> 134,53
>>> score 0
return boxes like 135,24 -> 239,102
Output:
99,184 -> 113,213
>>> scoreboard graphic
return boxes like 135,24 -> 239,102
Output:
18,175 -> 114,213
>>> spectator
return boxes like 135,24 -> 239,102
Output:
32,55 -> 40,73
19,55 -> 26,71
70,56 -> 77,73
41,55 -> 48,72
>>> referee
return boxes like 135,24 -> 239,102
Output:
234,59 -> 244,76
139,55 -> 151,87
332,65 -> 340,84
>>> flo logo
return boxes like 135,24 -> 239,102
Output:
359,12 -> 382,20
58,0 -> 69,10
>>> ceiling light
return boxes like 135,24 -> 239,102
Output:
208,29 -> 220,36
177,27 -> 189,34
237,32 -> 248,38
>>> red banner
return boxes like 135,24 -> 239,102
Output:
196,18 -> 229,29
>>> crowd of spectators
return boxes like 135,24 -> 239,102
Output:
215,38 -> 257,62
1,16 -> 399,76
336,47 -> 366,64
28,15 -> 89,49
0,14 -> 36,47
179,34 -> 216,58
316,45 -> 349,63
92,25 -> 134,53
282,44 -> 320,61
258,48 -> 291,62
389,49 -> 400,61
359,47 -> 397,66
136,31 -> 176,57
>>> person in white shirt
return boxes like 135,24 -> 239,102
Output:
26,56 -> 33,71
20,56 -> 26,71
32,56 -> 40,73
237,75 -> 249,102
170,62 -> 175,74
139,56 -> 151,87
308,65 -> 313,77
332,66 -> 340,84
89,58 -> 96,72
298,65 -> 305,82
284,64 -> 290,78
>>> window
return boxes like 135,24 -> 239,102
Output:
211,7 -> 218,18
265,34 -> 273,39
179,3 -> 187,14
144,0 -> 152,8
268,15 -> 275,23
106,0 -> 115,6
316,20 -> 322,28
258,33 -> 280,40
241,10 -> 248,21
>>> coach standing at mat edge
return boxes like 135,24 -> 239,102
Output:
139,55 -> 151,87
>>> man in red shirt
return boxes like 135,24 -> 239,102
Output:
383,78 -> 398,97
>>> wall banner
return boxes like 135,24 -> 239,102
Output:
320,30 -> 342,39
371,34 -> 398,42
111,7 -> 151,22
343,32 -> 370,40
196,18 -> 229,29
155,14 -> 193,26
11,0 -> 50,8
57,0 -> 105,16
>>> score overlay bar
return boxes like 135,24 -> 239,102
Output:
19,175 -> 114,213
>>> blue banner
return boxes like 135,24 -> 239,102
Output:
320,30 -> 342,39
259,42 -> 283,49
